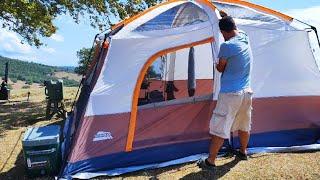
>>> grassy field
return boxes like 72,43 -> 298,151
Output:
54,71 -> 82,82
0,87 -> 320,180
0,87 -> 76,179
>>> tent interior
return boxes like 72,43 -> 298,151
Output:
138,43 -> 214,106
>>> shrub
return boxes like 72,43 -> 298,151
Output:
25,81 -> 33,85
17,75 -> 26,81
63,79 -> 79,87
11,78 -> 17,83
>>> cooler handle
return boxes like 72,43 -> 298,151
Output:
27,158 -> 48,168
26,148 -> 56,155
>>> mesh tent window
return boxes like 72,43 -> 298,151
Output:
134,2 -> 209,32
213,2 -> 284,23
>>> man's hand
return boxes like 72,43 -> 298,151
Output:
216,58 -> 227,73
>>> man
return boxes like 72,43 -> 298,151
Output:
198,16 -> 253,170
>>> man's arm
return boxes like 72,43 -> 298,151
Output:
216,58 -> 227,73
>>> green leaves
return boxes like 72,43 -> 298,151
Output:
0,0 -> 160,47
74,47 -> 93,75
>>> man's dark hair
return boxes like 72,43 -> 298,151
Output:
219,16 -> 237,32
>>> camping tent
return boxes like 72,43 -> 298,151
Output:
61,0 -> 320,178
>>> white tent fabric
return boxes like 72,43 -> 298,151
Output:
237,20 -> 320,98
86,28 -> 219,116
164,53 -> 176,81
84,0 -> 320,117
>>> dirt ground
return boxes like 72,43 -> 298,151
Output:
0,87 -> 320,180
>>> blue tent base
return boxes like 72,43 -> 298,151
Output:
68,143 -> 320,179
62,128 -> 320,178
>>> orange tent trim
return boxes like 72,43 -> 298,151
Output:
196,0 -> 216,11
125,37 -> 214,152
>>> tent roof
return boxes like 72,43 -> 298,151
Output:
111,0 -> 294,31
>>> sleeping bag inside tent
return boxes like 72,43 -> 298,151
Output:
61,0 -> 320,178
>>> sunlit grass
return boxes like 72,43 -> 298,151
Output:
0,86 -> 77,178
1,87 -> 320,179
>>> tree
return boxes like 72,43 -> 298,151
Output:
74,48 -> 93,75
0,0 -> 160,47
147,65 -> 161,79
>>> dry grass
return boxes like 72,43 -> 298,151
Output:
0,87 -> 320,180
54,71 -> 82,82
107,153 -> 320,180
8,79 -> 42,90
0,87 -> 77,179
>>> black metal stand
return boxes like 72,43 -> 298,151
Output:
46,99 -> 66,120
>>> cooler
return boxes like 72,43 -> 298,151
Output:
22,125 -> 61,177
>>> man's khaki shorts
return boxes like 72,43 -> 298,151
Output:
209,89 -> 253,139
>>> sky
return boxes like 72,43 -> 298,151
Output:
0,0 -> 320,67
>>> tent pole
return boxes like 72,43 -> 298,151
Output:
70,24 -> 124,112
295,19 -> 320,48
230,132 -> 234,153
310,26 -> 320,48
71,33 -> 99,111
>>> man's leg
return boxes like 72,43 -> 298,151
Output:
207,135 -> 225,165
201,93 -> 242,168
232,90 -> 252,157
238,130 -> 250,154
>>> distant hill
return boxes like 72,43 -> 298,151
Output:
0,55 -> 80,87
57,66 -> 76,73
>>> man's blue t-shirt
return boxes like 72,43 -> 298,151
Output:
218,31 -> 253,93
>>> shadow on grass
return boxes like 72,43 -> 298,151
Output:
0,100 -> 65,179
0,131 -> 24,173
0,150 -> 55,180
247,149 -> 320,160
0,119 -> 62,180
0,150 -> 26,180
113,163 -> 196,180
0,100 -> 66,137
99,157 -> 240,180
181,158 -> 241,180
0,101 -> 45,134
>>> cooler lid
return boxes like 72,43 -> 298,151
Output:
22,125 -> 60,147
